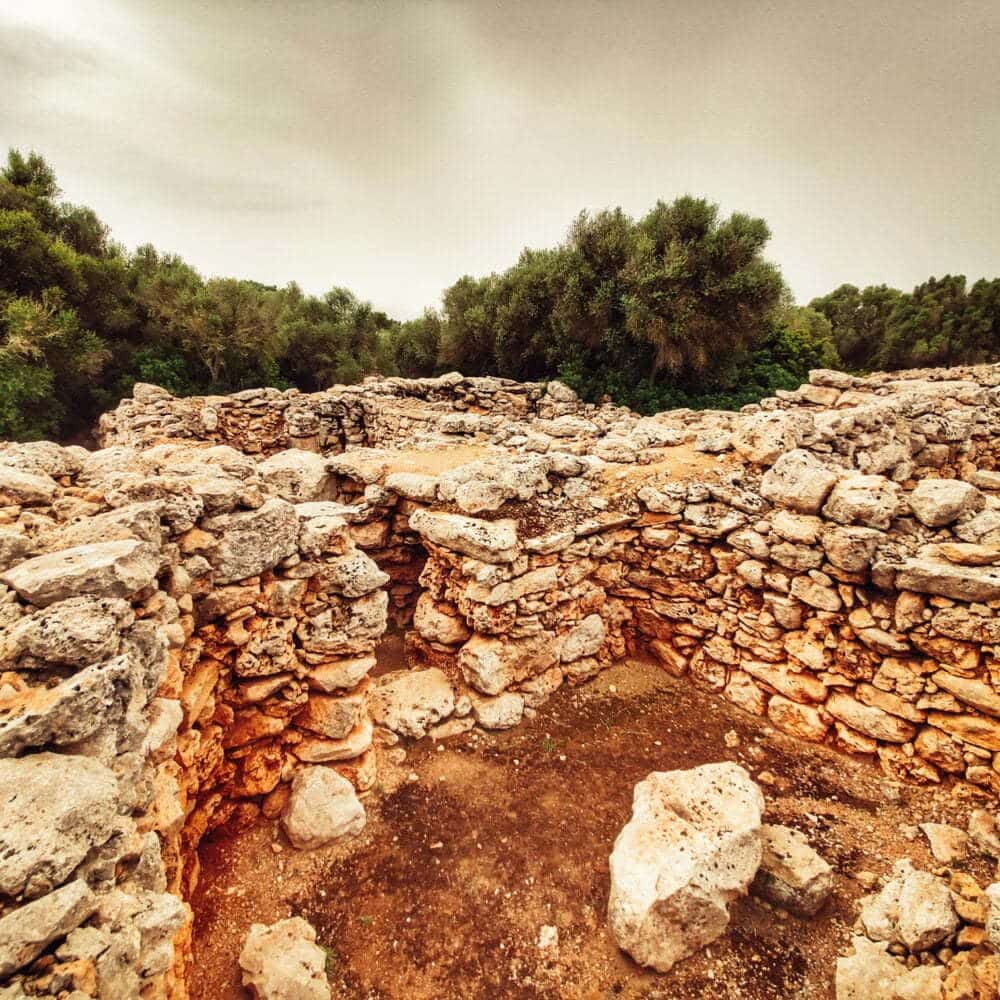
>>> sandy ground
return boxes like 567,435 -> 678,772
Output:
190,658 -> 993,1000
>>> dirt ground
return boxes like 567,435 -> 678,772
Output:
190,657 -> 993,1000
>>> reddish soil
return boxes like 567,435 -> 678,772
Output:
190,659 -> 991,1000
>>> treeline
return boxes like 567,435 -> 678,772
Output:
1,149 -> 998,441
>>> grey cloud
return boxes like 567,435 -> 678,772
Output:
0,0 -> 997,317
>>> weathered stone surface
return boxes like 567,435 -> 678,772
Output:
859,861 -> 958,952
0,754 -> 119,899
239,917 -> 331,1000
918,823 -> 969,864
409,509 -> 519,563
469,690 -> 524,730
750,824 -> 833,917
731,411 -> 809,465
908,479 -> 983,527
0,653 -> 153,756
0,466 -> 58,506
1,596 -> 132,668
258,449 -> 332,502
826,692 -> 916,743
823,475 -> 901,530
760,449 -> 839,514
412,593 -> 471,645
203,498 -> 300,584
896,557 -> 1000,603
0,879 -> 97,978
368,668 -> 455,739
0,540 -> 160,607
296,591 -> 388,655
834,936 -> 909,1000
458,633 -> 559,696
926,711 -> 1000,751
315,549 -> 389,598
281,767 -> 365,851
607,763 -> 764,972
560,614 -> 606,662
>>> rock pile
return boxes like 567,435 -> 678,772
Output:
2,360 -> 1000,997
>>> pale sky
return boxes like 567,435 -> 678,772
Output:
1,0 -> 997,319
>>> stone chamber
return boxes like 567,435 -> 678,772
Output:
1,363 -> 1000,997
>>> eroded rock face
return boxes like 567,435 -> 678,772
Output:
607,763 -> 764,972
859,861 -> 959,952
281,767 -> 366,850
0,540 -> 160,607
368,668 -> 455,739
239,917 -> 331,1000
408,509 -> 519,563
750,823 -> 833,917
0,755 -> 119,900
202,498 -> 300,584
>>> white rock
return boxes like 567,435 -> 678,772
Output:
859,861 -> 958,952
368,668 -> 455,739
470,691 -> 524,730
908,479 -> 983,527
412,593 -> 471,645
750,824 -> 833,917
560,614 -> 606,663
822,475 -> 901,530
315,550 -> 389,598
258,449 -> 332,502
0,539 -> 160,607
0,466 -> 58,506
0,879 -> 98,978
760,449 -> 840,514
607,762 -> 764,972
409,509 -> 519,563
0,754 -> 119,899
834,936 -> 906,1000
239,917 -> 331,1000
202,498 -> 300,584
281,767 -> 365,850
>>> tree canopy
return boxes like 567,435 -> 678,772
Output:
0,148 -> 997,441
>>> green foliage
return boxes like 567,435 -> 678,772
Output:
811,277 -> 1000,372
0,147 -> 997,443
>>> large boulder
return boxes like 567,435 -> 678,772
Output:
202,498 -> 300,584
858,861 -> 958,952
368,668 -> 455,739
409,509 -> 519,563
281,767 -> 365,850
0,754 -> 119,899
258,450 -> 332,502
0,540 -> 160,607
760,450 -> 840,514
314,550 -> 389,598
0,879 -> 97,978
896,557 -> 1000,603
907,479 -> 983,528
0,466 -> 58,506
1,596 -> 133,668
458,633 -> 560,696
607,763 -> 764,972
731,411 -> 811,465
823,475 -> 902,530
239,917 -> 331,1000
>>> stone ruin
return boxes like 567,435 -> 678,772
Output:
1,361 -> 1000,996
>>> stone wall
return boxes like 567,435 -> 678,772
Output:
0,441 -> 388,998
3,361 -> 1000,997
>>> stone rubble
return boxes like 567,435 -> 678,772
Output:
2,360 -> 1000,996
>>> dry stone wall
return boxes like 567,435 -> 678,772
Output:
0,441 -> 387,998
2,361 -> 1000,997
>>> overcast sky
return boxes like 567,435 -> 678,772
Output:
1,0 -> 997,319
